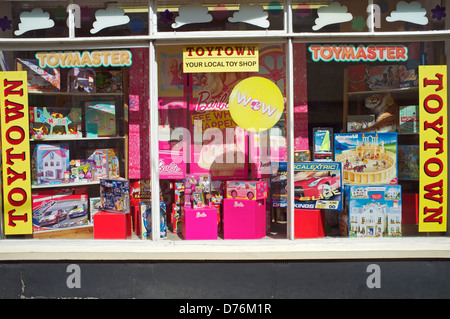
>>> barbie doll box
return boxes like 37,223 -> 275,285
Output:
226,181 -> 268,201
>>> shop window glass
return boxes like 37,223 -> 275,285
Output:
156,44 -> 287,240
292,0 -> 448,33
305,41 -> 446,237
157,1 -> 284,32
8,1 -> 148,38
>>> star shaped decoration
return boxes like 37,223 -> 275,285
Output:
0,15 -> 12,32
431,5 -> 446,21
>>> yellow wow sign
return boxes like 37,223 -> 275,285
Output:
419,65 -> 447,232
0,71 -> 33,235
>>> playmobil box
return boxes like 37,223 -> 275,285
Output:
345,185 -> 402,237
30,107 -> 82,139
16,58 -> 60,92
85,101 -> 116,137
34,144 -> 70,185
139,201 -> 167,239
99,178 -> 130,214
270,161 -> 343,211
226,180 -> 268,201
334,133 -> 398,185
32,194 -> 89,233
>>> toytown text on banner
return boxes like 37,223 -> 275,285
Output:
0,71 -> 33,235
419,65 -> 447,232
183,45 -> 259,73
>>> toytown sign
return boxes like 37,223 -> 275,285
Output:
0,71 -> 32,235
419,65 -> 448,232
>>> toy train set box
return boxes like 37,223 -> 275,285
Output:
344,185 -> 402,237
270,161 -> 343,211
334,133 -> 398,185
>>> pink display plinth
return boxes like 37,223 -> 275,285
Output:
223,198 -> 266,239
181,207 -> 218,240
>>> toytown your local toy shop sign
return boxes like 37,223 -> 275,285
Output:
0,71 -> 33,235
183,45 -> 259,73
419,65 -> 447,232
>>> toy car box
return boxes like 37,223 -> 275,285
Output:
345,184 -> 402,237
270,161 -> 343,211
32,194 -> 88,233
293,161 -> 342,211
226,180 -> 268,200
99,178 -> 130,214
334,132 -> 398,185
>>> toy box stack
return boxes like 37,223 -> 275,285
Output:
94,178 -> 131,239
344,185 -> 402,237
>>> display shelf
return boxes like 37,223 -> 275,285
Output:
28,91 -> 124,97
30,136 -> 126,142
31,180 -> 100,190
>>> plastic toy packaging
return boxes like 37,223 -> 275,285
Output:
68,68 -> 96,93
99,178 -> 130,214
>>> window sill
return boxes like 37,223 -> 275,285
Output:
1,237 -> 450,261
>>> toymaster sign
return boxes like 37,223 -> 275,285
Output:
309,45 -> 408,62
34,50 -> 132,68
419,65 -> 447,232
0,71 -> 33,235
183,45 -> 259,73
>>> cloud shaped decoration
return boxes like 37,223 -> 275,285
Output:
90,6 -> 130,34
312,2 -> 353,31
172,3 -> 212,29
386,1 -> 428,25
15,8 -> 55,36
228,4 -> 270,28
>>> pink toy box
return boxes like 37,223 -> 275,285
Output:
223,198 -> 266,239
226,180 -> 267,200
181,207 -> 217,240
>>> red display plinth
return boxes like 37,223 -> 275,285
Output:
294,209 -> 325,239
94,210 -> 132,239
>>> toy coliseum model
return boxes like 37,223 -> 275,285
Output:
336,134 -> 397,185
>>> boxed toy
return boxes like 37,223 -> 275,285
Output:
16,58 -> 60,92
293,161 -> 342,210
345,185 -> 402,237
69,159 -> 95,183
313,127 -> 333,161
30,107 -> 82,139
366,65 -> 399,90
226,180 -> 268,201
96,70 -> 123,93
99,178 -> 130,214
398,145 -> 419,180
346,115 -> 375,133
347,64 -> 367,92
89,197 -> 101,224
35,144 -> 70,185
85,101 -> 116,137
32,194 -> 89,233
399,66 -> 418,88
139,201 -> 167,239
294,150 -> 311,162
334,132 -> 398,185
86,148 -> 119,180
68,68 -> 96,93
399,105 -> 419,133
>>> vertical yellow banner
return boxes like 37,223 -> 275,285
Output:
419,65 -> 447,232
0,71 -> 33,235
